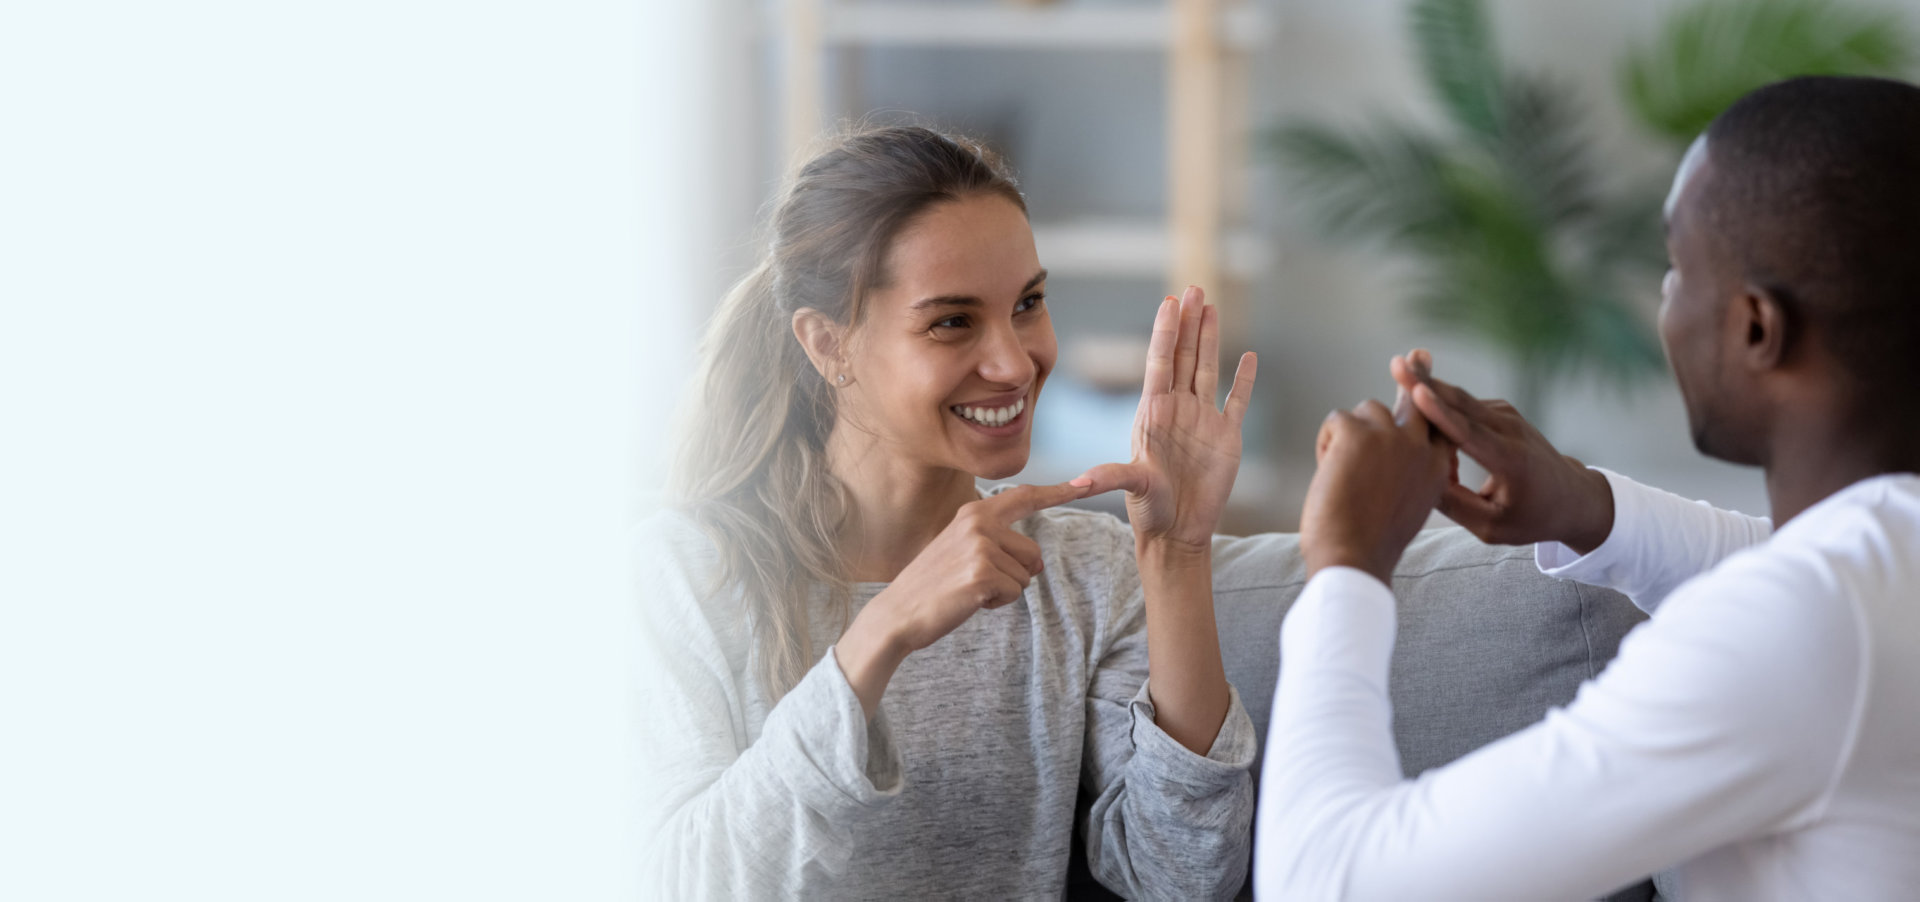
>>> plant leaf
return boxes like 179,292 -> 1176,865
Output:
1493,75 -> 1599,230
1411,0 -> 1506,138
1262,122 -> 1452,249
1622,0 -> 1915,144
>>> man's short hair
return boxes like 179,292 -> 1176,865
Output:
1702,76 -> 1920,401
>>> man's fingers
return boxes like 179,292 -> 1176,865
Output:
1316,408 -> 1357,463
1436,482 -> 1501,532
1170,285 -> 1204,393
1353,398 -> 1395,428
1411,383 -> 1485,456
1224,352 -> 1257,426
1398,390 -> 1439,443
1141,296 -> 1178,398
982,480 -> 1092,524
1390,354 -> 1421,394
1194,302 -> 1221,401
1423,372 -> 1484,412
1391,380 -> 1413,424
1404,348 -> 1433,384
1070,462 -> 1151,499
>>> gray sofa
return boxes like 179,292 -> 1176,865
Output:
1069,526 -> 1661,900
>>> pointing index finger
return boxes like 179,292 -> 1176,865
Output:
981,480 -> 1092,524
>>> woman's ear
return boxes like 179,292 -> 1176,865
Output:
791,308 -> 848,384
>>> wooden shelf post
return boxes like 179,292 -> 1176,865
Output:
1168,0 -> 1224,301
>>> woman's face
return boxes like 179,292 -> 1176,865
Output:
839,194 -> 1054,480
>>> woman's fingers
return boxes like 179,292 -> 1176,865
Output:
1171,285 -> 1204,394
983,543 -> 1032,595
1194,302 -> 1221,401
1141,295 -> 1179,398
998,529 -> 1044,577
981,481 -> 1087,524
1072,461 -> 1152,498
1224,352 -> 1257,427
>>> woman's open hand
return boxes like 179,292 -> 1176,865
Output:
1076,286 -> 1257,551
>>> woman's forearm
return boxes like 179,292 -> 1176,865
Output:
836,608 -> 908,719
1136,538 -> 1232,755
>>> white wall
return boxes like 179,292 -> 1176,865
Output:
3,2 -> 657,899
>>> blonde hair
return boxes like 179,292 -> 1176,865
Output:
671,125 -> 1026,699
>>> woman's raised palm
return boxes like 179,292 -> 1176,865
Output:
1079,286 -> 1257,550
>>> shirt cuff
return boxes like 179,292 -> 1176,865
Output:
1535,467 -> 1641,580
1127,679 -> 1259,795
758,646 -> 905,821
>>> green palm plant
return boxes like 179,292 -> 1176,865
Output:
1622,0 -> 1914,146
1268,0 -> 1667,419
1268,0 -> 1915,420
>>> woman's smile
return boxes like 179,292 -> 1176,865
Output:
949,390 -> 1031,435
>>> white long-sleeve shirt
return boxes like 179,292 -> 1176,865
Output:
1255,469 -> 1920,900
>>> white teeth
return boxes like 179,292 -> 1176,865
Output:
953,397 -> 1025,427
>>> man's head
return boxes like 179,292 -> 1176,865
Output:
1659,76 -> 1920,465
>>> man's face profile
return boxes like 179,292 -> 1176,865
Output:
1658,136 -> 1744,463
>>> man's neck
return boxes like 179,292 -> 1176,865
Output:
825,427 -> 979,583
1763,407 -> 1920,525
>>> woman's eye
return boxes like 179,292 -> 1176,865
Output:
932,315 -> 969,331
1015,293 -> 1045,313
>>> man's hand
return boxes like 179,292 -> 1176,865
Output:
1391,349 -> 1615,554
1299,396 -> 1453,585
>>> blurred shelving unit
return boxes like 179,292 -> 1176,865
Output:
776,0 -> 1275,316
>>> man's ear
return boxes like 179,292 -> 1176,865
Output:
1737,284 -> 1791,371
791,308 -> 846,382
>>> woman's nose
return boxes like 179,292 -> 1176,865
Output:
978,323 -> 1036,386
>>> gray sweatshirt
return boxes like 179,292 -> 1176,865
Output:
635,498 -> 1257,900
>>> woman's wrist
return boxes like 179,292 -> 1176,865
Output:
837,605 -> 910,718
1135,534 -> 1212,572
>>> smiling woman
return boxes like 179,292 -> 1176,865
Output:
638,125 -> 1260,899
797,198 -> 1052,489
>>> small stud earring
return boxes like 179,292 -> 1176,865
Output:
836,373 -> 847,385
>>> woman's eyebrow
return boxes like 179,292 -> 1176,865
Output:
907,269 -> 1049,312
909,295 -> 981,312
907,269 -> 1050,312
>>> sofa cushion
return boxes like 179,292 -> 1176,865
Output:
1210,525 -> 1647,777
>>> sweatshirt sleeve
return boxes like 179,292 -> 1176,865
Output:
1537,468 -> 1774,613
1079,528 -> 1257,901
1254,559 -> 1861,900
634,518 -> 904,900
